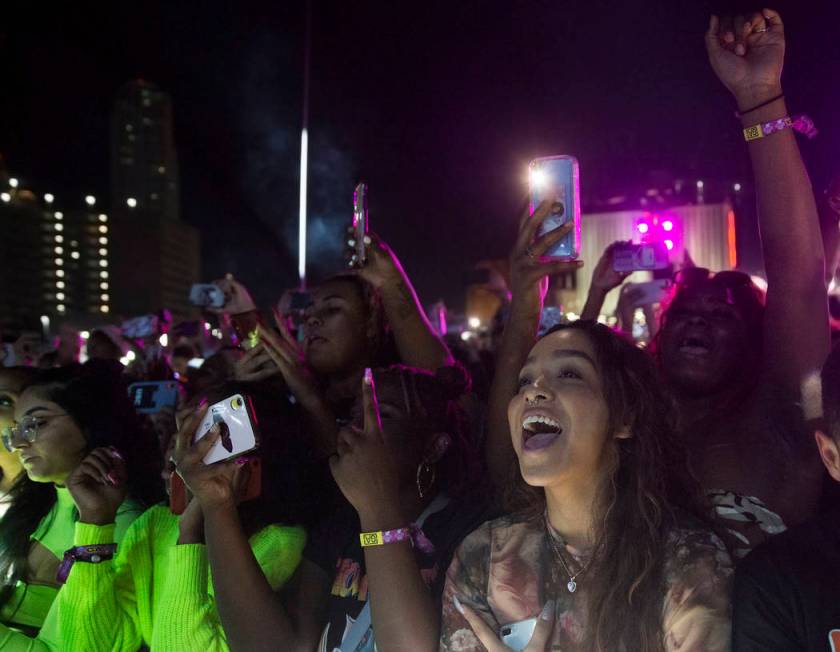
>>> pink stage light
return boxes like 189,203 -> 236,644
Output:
662,220 -> 674,232
664,239 -> 675,251
637,223 -> 649,234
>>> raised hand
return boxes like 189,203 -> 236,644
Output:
590,241 -> 632,293
705,10 -> 785,109
328,370 -> 401,522
171,406 -> 247,510
208,275 -> 257,316
509,200 -> 584,315
233,344 -> 282,383
454,598 -> 555,652
66,447 -> 128,526
257,312 -> 322,407
352,231 -> 405,290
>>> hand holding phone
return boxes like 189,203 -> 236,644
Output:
194,395 -> 259,464
189,283 -> 226,309
612,242 -> 670,273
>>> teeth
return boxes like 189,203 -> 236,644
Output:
522,415 -> 561,432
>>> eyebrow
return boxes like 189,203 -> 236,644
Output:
523,349 -> 597,368
318,295 -> 346,303
23,406 -> 50,417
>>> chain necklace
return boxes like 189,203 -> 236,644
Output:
545,521 -> 593,594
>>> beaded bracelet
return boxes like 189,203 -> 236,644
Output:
743,115 -> 818,142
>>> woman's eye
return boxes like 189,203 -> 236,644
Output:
517,376 -> 532,389
0,396 -> 12,408
558,369 -> 581,380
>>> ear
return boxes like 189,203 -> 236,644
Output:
423,432 -> 452,465
613,425 -> 633,440
815,430 -> 840,483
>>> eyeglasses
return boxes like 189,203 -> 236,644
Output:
1,413 -> 69,453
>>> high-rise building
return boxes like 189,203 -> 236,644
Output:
0,182 -> 111,330
109,80 -> 200,320
111,80 -> 180,221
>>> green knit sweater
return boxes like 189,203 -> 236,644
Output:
0,504 -> 305,651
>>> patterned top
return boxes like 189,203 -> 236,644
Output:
439,514 -> 733,651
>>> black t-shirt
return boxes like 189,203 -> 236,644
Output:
304,494 -> 491,652
733,509 -> 840,651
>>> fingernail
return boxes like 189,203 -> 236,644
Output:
540,600 -> 555,621
364,368 -> 373,385
235,457 -> 249,466
453,595 -> 465,615
109,447 -> 124,460
198,397 -> 208,408
106,472 -> 118,486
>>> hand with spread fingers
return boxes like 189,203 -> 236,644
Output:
170,406 -> 249,510
328,370 -> 401,522
257,311 -> 322,406
66,447 -> 129,526
705,9 -> 785,109
509,199 -> 584,316
208,275 -> 257,316
233,344 -> 282,383
454,597 -> 556,652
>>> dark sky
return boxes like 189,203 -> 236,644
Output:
1,1 -> 838,310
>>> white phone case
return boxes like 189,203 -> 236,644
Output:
195,394 -> 258,464
500,618 -> 537,651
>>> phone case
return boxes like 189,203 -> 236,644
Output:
122,315 -> 159,339
353,182 -> 368,266
195,394 -> 259,465
128,381 -> 179,414
500,618 -> 537,651
529,156 -> 581,260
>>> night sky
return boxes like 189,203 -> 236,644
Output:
1,1 -> 838,311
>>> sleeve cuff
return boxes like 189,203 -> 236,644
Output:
74,522 -> 117,546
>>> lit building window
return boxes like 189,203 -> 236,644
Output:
150,193 -> 159,200
54,258 -> 64,266
100,271 -> 109,279
98,214 -> 108,223
1,193 -> 10,203
85,195 -> 96,206
8,178 -> 19,188
57,304 -> 66,313
56,281 -> 65,289
71,251 -> 80,260
125,124 -> 133,132
54,211 -> 63,220
56,270 -> 65,278
100,305 -> 109,314
99,225 -> 108,234
100,294 -> 110,301
99,248 -> 108,256
99,237 -> 108,245
158,166 -> 166,174
54,246 -> 63,254
100,282 -> 109,290
99,260 -> 108,268
126,197 -> 137,208
54,223 -> 64,232
44,193 -> 54,204
56,292 -> 65,301
55,235 -> 63,243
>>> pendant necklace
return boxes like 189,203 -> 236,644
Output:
545,522 -> 592,594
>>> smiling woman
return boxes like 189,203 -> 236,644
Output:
441,321 -> 733,652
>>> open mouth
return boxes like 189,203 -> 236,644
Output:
521,414 -> 563,451
678,334 -> 712,356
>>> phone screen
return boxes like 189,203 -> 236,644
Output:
528,156 -> 581,260
195,394 -> 259,464
352,182 -> 368,266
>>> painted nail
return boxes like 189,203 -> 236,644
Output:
108,447 -> 124,461
235,456 -> 249,466
364,368 -> 373,385
453,595 -> 465,615
540,600 -> 555,621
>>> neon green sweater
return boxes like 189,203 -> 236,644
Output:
0,487 -> 143,651
50,504 -> 304,651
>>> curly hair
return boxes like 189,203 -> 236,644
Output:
505,321 -> 705,652
0,361 -> 164,609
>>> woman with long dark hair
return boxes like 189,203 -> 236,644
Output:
0,369 -> 33,519
440,321 -> 732,651
0,362 -> 161,645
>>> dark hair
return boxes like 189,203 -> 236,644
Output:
0,367 -> 36,487
172,344 -> 196,360
372,364 -> 480,499
505,321 -> 704,652
822,342 -> 840,444
0,361 -> 164,608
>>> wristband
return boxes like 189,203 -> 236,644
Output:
359,524 -> 435,554
56,544 -> 117,583
743,115 -> 818,142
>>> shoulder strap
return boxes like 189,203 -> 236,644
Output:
338,600 -> 373,652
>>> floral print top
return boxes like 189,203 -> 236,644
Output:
439,514 -> 733,651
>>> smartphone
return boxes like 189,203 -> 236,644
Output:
122,315 -> 159,339
351,182 -> 368,267
128,381 -> 180,415
169,457 -> 262,515
500,618 -> 537,651
538,306 -> 563,337
528,156 -> 581,260
613,242 -> 670,273
189,283 -> 226,309
622,279 -> 672,308
195,394 -> 259,465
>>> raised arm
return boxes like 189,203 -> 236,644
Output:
357,233 -> 454,371
485,202 -> 583,487
706,10 -> 829,389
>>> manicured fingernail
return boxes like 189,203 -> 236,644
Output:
540,600 -> 555,620
235,456 -> 249,466
108,447 -> 124,460
364,368 -> 373,385
453,595 -> 465,614
198,397 -> 208,408
106,472 -> 118,486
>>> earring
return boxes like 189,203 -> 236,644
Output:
416,461 -> 436,499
